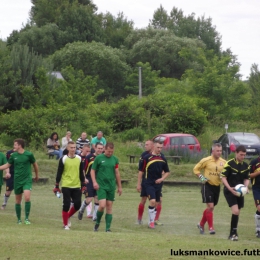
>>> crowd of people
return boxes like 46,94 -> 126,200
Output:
1,132 -> 260,240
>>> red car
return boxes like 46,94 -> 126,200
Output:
153,133 -> 201,152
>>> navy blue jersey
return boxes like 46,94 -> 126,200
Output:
84,153 -> 96,178
138,151 -> 150,171
140,153 -> 170,184
6,150 -> 14,176
249,157 -> 260,187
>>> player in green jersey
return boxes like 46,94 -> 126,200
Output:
91,142 -> 122,232
0,139 -> 39,224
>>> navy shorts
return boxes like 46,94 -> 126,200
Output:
252,186 -> 260,206
85,179 -> 96,198
140,182 -> 147,197
201,182 -> 220,206
5,177 -> 14,192
144,183 -> 162,202
224,188 -> 244,209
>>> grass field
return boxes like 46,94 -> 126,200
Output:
0,182 -> 259,260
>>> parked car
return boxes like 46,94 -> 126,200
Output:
153,133 -> 201,152
212,132 -> 260,159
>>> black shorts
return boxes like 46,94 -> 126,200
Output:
140,182 -> 147,197
252,186 -> 260,206
224,188 -> 244,209
201,182 -> 220,206
144,183 -> 162,202
5,177 -> 14,192
85,180 -> 96,198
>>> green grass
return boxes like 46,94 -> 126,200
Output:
0,184 -> 259,260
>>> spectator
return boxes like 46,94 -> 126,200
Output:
76,132 -> 90,155
47,132 -> 62,160
91,131 -> 106,149
61,131 -> 72,156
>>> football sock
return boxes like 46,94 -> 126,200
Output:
87,202 -> 92,216
15,204 -> 21,221
96,210 -> 104,224
200,209 -> 207,227
105,214 -> 113,231
25,201 -> 31,219
148,206 -> 156,224
62,211 -> 69,226
68,205 -> 77,218
230,214 -> 239,235
155,204 -> 162,221
79,200 -> 89,213
93,203 -> 99,219
138,203 -> 145,220
3,194 -> 10,205
206,210 -> 213,229
255,211 -> 260,231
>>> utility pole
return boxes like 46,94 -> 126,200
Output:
138,67 -> 142,99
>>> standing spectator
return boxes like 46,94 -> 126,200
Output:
47,132 -> 62,160
1,149 -> 15,210
248,156 -> 260,238
53,141 -> 85,230
91,142 -> 122,232
0,139 -> 39,224
61,131 -> 72,155
194,143 -> 226,235
137,140 -> 170,229
221,145 -> 250,241
76,132 -> 90,155
91,131 -> 106,149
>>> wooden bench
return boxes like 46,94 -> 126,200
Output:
164,156 -> 182,165
126,155 -> 140,163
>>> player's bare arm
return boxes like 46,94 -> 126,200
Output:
222,177 -> 238,196
115,168 -> 122,196
90,168 -> 99,190
136,171 -> 143,192
0,163 -> 11,171
155,171 -> 170,184
33,162 -> 39,182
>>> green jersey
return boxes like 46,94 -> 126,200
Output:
0,152 -> 7,186
90,136 -> 106,146
8,151 -> 36,185
92,153 -> 119,190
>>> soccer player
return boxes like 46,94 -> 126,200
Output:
0,152 -> 8,196
193,143 -> 226,235
53,141 -> 85,230
221,145 -> 250,241
0,139 -> 39,224
78,143 -> 104,221
248,156 -> 260,238
137,140 -> 170,229
1,149 -> 15,209
91,142 -> 122,232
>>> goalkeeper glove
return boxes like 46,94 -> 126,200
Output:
199,174 -> 208,183
53,183 -> 61,194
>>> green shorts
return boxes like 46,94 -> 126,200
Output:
97,188 -> 115,201
14,182 -> 32,195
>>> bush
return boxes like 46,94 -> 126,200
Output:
121,128 -> 145,142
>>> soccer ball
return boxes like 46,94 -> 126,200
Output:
234,184 -> 247,197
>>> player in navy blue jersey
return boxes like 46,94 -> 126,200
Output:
249,156 -> 260,238
78,143 -> 104,221
137,140 -> 170,229
1,149 -> 15,210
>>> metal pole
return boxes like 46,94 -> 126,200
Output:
138,67 -> 142,99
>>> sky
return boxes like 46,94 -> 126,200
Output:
0,0 -> 260,80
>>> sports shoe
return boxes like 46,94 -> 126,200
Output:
78,210 -> 83,220
106,229 -> 112,232
209,228 -> 215,235
24,219 -> 31,225
155,220 -> 163,226
1,204 -> 6,210
197,223 -> 204,234
256,231 -> 260,238
87,215 -> 93,218
68,219 -> 71,228
228,234 -> 238,241
64,225 -> 70,230
92,217 -> 97,222
137,219 -> 143,225
148,222 -> 155,229
17,220 -> 22,225
94,223 -> 99,232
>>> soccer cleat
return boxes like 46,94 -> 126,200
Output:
78,210 -> 83,220
137,219 -> 143,225
92,217 -> 97,222
64,225 -> 70,230
256,231 -> 260,238
24,219 -> 31,225
68,219 -> 71,228
17,220 -> 22,225
197,223 -> 204,234
155,220 -> 163,226
87,215 -> 93,218
1,204 -> 6,210
209,228 -> 215,235
148,222 -> 155,229
94,223 -> 99,232
106,229 -> 112,232
228,234 -> 238,241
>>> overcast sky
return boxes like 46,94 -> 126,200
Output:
1,0 -> 260,79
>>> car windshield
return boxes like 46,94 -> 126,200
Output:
232,134 -> 260,145
170,136 -> 196,145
